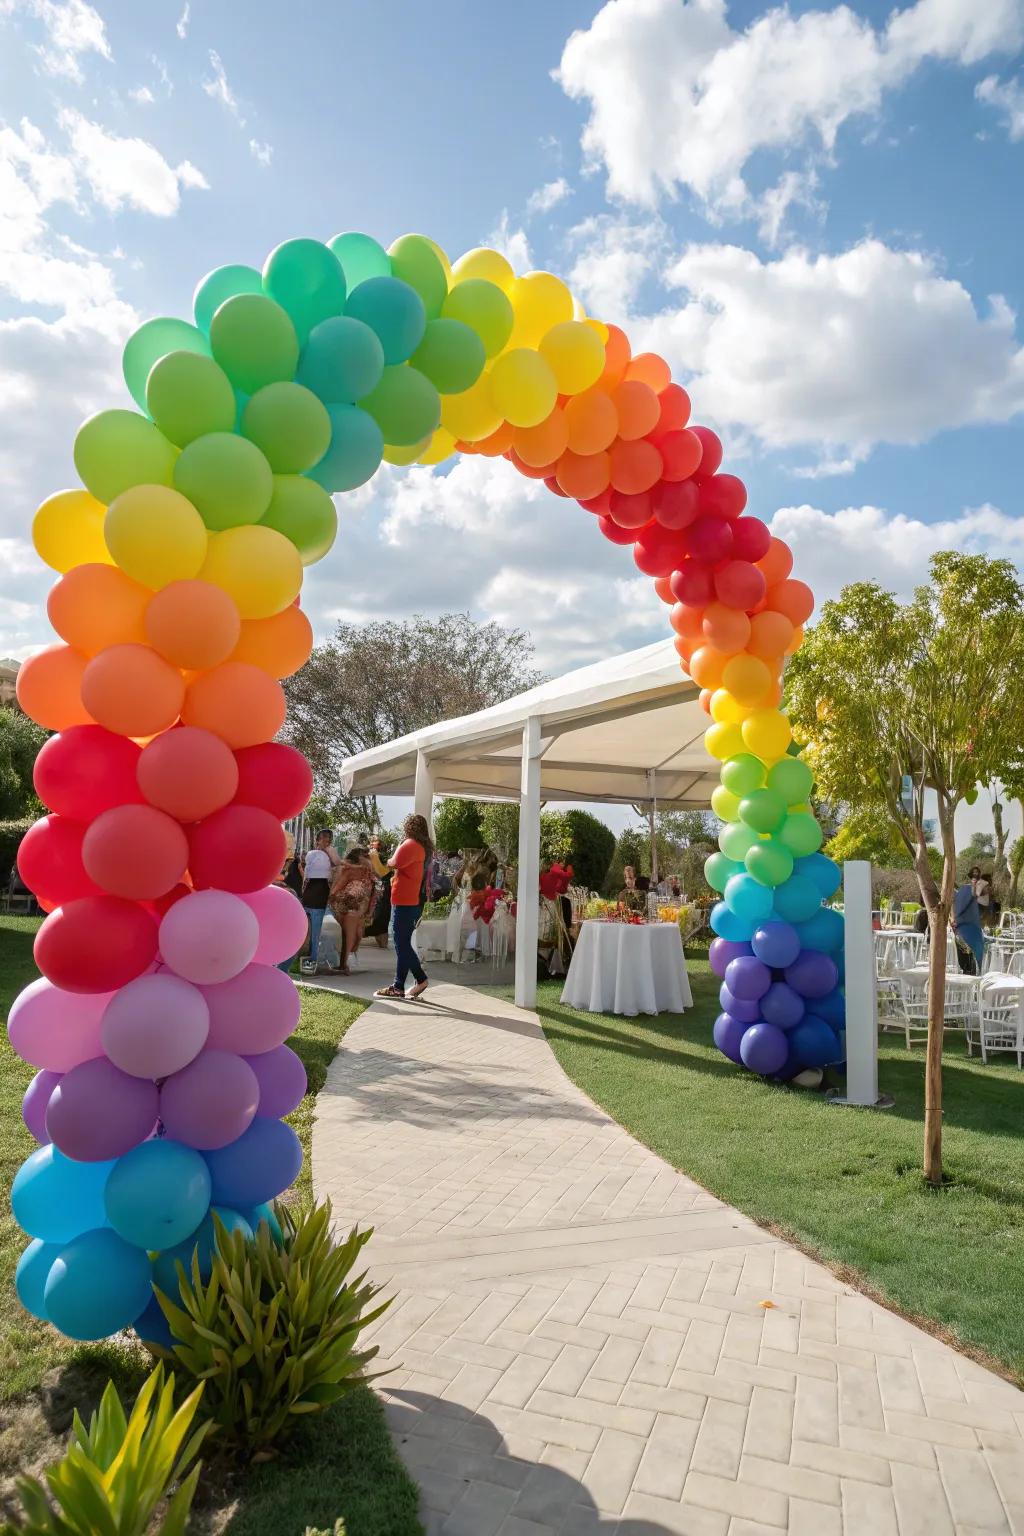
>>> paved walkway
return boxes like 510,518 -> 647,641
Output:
312,982 -> 1024,1536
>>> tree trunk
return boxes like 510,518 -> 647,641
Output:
992,793 -> 1008,882
922,800 -> 958,1187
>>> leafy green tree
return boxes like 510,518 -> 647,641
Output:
433,798 -> 484,853
476,804 -> 614,890
956,831 -> 996,882
605,827 -> 649,893
0,707 -> 47,820
1009,838 -> 1024,906
478,803 -> 521,863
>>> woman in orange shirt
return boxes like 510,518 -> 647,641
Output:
373,813 -> 433,1000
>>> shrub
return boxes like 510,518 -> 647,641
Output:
305,1524 -> 346,1536
157,1202 -> 390,1449
0,1364 -> 206,1536
0,816 -> 33,882
547,809 -> 615,892
433,797 -> 483,853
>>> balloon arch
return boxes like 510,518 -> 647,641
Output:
10,232 -> 845,1343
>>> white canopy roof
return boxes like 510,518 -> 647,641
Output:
339,639 -> 717,808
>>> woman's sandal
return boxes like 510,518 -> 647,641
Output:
374,985 -> 406,999
407,980 -> 429,1000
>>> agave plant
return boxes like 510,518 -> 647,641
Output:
0,1364 -> 207,1536
156,1201 -> 390,1448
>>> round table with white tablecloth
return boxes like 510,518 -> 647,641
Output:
561,920 -> 692,1017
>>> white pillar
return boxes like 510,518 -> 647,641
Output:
514,716 -> 542,1009
836,859 -> 880,1106
413,751 -> 435,836
647,769 -> 659,886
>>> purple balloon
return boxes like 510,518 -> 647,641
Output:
46,1058 -> 158,1162
713,1013 -> 747,1064
159,1050 -> 260,1151
243,1045 -> 307,1118
789,1016 -> 842,1068
760,981 -> 805,1030
740,1021 -> 790,1076
200,964 -> 301,1054
719,984 -> 761,1024
785,950 -> 839,1000
23,1069 -> 61,1144
204,1117 -> 302,1208
724,955 -> 771,1002
709,938 -> 752,980
751,920 -> 801,970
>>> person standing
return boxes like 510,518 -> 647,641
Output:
300,828 -> 340,971
329,847 -> 375,974
374,813 -> 432,1000
952,878 -> 985,973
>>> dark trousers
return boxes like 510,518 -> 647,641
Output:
393,903 -> 426,989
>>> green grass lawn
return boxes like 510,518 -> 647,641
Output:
520,950 -> 1024,1384
0,915 -> 421,1536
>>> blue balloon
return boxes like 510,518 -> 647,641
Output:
308,404 -> 384,493
204,1118 -> 302,1209
785,950 -> 839,1000
719,984 -> 761,1024
713,1013 -> 746,1064
134,1293 -> 176,1350
772,874 -> 823,924
751,919 -> 801,969
761,981 -> 805,1030
710,902 -> 756,943
44,1228 -> 152,1342
15,1239 -> 61,1321
795,853 -> 841,900
12,1146 -> 114,1244
724,873 -> 774,922
796,906 -> 845,953
816,987 -> 846,1028
789,1016 -> 843,1069
740,1022 -> 789,1075
151,1206 -> 253,1297
241,1201 -> 284,1245
297,316 -> 385,405
104,1140 -> 211,1252
345,276 -> 426,364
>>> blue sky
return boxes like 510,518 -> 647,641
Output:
2,0 -> 1024,836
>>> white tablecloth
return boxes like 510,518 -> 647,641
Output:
561,921 -> 692,1016
414,919 -> 449,959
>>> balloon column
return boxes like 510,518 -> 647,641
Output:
10,230 -> 842,1342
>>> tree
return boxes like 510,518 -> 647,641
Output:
956,831 -> 996,882
0,708 -> 47,820
1009,838 -> 1024,906
479,803 -> 520,863
475,804 -> 614,890
433,798 -> 485,853
826,808 -> 915,869
656,809 -> 718,846
605,827 -> 649,894
786,552 -> 1024,1186
284,614 -> 543,825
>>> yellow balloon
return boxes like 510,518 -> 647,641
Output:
424,238 -> 452,280
419,428 -> 456,466
704,721 -> 744,761
200,524 -> 302,619
572,294 -> 588,322
105,485 -> 207,590
32,489 -> 113,574
585,316 -> 610,345
488,349 -> 558,429
383,438 -> 431,466
742,708 -> 793,760
451,247 -> 515,291
507,271 -> 573,349
539,322 -> 606,396
710,688 -> 746,725
440,371 -> 503,442
711,784 -> 741,822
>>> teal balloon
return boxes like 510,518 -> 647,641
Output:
796,853 -> 841,899
308,404 -> 384,492
773,873 -> 822,924
11,1145 -> 114,1244
725,873 -> 774,921
328,231 -> 391,290
346,277 -> 426,365
151,1207 -> 253,1297
719,822 -> 760,862
16,1239 -> 61,1320
104,1140 -> 211,1252
297,316 -> 385,404
263,239 -> 347,346
45,1228 -> 152,1341
242,1201 -> 284,1244
796,906 -> 845,953
193,264 -> 263,335
411,319 -> 486,395
779,812 -> 823,858
745,839 -> 794,888
123,317 -> 210,412
705,852 -> 742,893
739,787 -> 787,834
721,753 -> 766,798
360,365 -> 440,447
767,756 -> 814,804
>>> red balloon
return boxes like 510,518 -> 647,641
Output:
714,560 -> 768,611
82,803 -> 189,900
233,743 -> 313,821
578,488 -> 613,515
670,561 -> 715,606
731,517 -> 772,563
653,575 -> 675,604
137,726 -> 239,823
650,383 -> 691,438
698,473 -> 747,520
690,426 -> 723,479
148,882 -> 192,918
35,896 -> 157,993
598,515 -> 641,546
681,516 -> 734,565
543,475 -> 569,498
608,490 -> 653,529
659,430 -> 704,482
17,816 -> 101,907
653,479 -> 699,530
188,806 -> 287,893
633,525 -> 686,577
33,726 -> 142,821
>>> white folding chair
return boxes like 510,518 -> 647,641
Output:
898,973 -> 977,1048
969,981 -> 1024,1066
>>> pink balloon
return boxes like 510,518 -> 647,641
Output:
23,1069 -> 61,1143
158,890 -> 259,984
241,885 -> 309,965
200,964 -> 301,1054
46,1057 -> 158,1161
7,978 -> 111,1072
243,1044 -> 307,1117
101,974 -> 209,1080
159,1050 -> 259,1150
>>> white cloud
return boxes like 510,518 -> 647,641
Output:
526,177 -> 571,216
249,137 -> 272,167
486,210 -> 533,274
203,49 -> 244,122
567,212 -> 668,317
1,0 -> 112,82
129,85 -> 155,105
176,1 -> 189,40
59,108 -> 209,213
976,73 -> 1024,140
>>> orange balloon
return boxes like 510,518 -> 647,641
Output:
47,564 -> 149,656
670,603 -> 704,640
689,645 -> 730,690
722,652 -> 773,706
748,610 -> 795,660
599,325 -> 631,388
757,537 -> 794,588
625,352 -> 672,393
508,448 -> 555,480
181,661 -> 286,749
471,421 -> 515,457
767,579 -> 814,625
137,725 -> 239,822
16,645 -> 92,730
762,677 -> 783,708
611,380 -> 660,441
673,636 -> 693,663
786,624 -> 804,656
555,449 -> 611,500
81,643 -> 185,737
513,408 -> 569,468
144,580 -> 241,671
653,575 -> 675,605
564,389 -> 618,454
703,602 -> 752,653
609,438 -> 662,494
699,687 -> 713,715
231,605 -> 313,678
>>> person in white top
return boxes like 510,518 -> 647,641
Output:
300,829 -> 341,969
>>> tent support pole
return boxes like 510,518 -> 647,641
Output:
413,751 -> 435,838
647,769 -> 658,886
515,716 -> 542,1009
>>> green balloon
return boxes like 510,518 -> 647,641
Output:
328,231 -> 391,291
260,475 -> 338,564
145,351 -> 236,448
263,239 -> 347,346
719,822 -> 760,862
739,787 -> 787,834
359,365 -> 440,447
442,279 -> 514,359
123,317 -> 210,412
767,756 -> 814,804
210,294 -> 299,395
779,812 -> 823,858
745,839 -> 795,888
720,753 -> 766,798
411,319 -> 486,395
389,234 -> 448,320
242,382 -> 332,474
173,432 -> 273,530
193,264 -> 263,334
74,411 -> 177,504
705,852 -> 742,894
